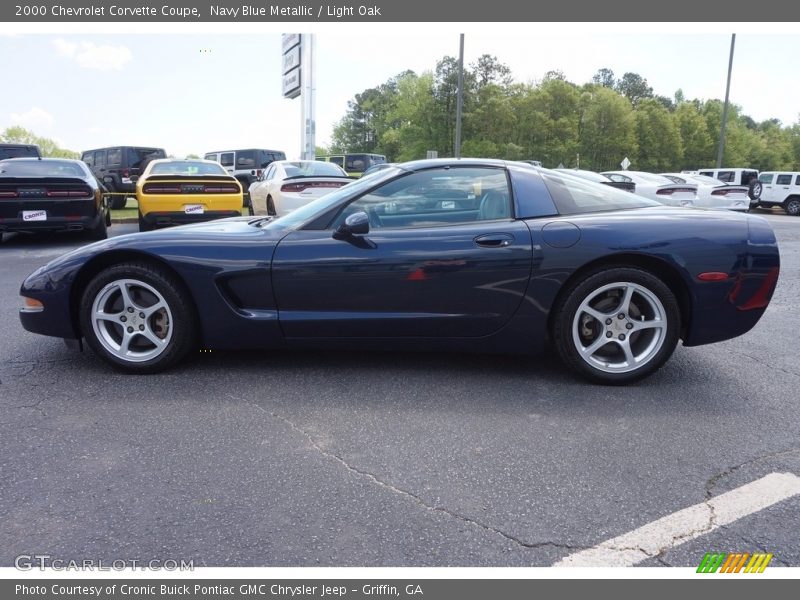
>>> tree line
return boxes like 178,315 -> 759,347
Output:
1,126 -> 80,159
328,57 -> 800,172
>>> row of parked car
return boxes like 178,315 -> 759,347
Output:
2,140 -> 799,244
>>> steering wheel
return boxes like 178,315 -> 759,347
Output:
364,206 -> 382,229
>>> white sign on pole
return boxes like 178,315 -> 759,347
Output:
282,46 -> 300,75
621,157 -> 631,170
282,69 -> 301,99
281,34 -> 300,53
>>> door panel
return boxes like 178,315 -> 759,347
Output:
272,221 -> 533,338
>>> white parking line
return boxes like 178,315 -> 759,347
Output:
555,472 -> 800,567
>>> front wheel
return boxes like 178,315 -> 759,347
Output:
553,267 -> 681,384
79,263 -> 197,373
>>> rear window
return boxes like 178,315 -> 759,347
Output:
283,162 -> 347,178
541,170 -> 658,215
130,148 -> 166,169
0,146 -> 40,159
149,161 -> 227,176
0,159 -> 87,178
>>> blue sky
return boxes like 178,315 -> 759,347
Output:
1,30 -> 798,159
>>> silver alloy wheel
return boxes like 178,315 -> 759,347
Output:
90,278 -> 174,363
786,199 -> 800,216
571,281 -> 667,374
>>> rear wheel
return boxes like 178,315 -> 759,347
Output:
748,179 -> 763,201
79,263 -> 197,373
553,267 -> 680,384
106,182 -> 128,210
267,196 -> 276,216
784,197 -> 800,216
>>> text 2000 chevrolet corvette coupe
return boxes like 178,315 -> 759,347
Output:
19,160 -> 780,384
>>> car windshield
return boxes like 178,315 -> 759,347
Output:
0,159 -> 87,177
262,166 -> 404,230
540,170 -> 659,215
149,161 -> 227,176
282,161 -> 347,178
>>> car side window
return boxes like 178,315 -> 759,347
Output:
264,165 -> 276,181
220,153 -> 234,168
83,153 -> 94,167
776,174 -> 792,185
796,175 -> 800,186
107,148 -> 122,166
329,156 -> 344,167
94,151 -> 106,168
333,167 -> 511,230
717,171 -> 734,183
758,173 -> 774,184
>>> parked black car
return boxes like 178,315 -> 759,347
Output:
0,158 -> 110,241
81,146 -> 166,209
0,143 -> 41,160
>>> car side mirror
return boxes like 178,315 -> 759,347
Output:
334,211 -> 370,239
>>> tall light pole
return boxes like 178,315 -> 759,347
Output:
716,34 -> 736,169
454,34 -> 464,158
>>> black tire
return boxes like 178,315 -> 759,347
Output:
106,182 -> 128,210
748,179 -> 763,201
552,267 -> 681,384
784,197 -> 800,216
79,262 -> 197,373
138,211 -> 151,232
243,191 -> 254,216
88,213 -> 108,240
267,196 -> 276,216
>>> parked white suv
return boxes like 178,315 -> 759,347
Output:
753,172 -> 800,216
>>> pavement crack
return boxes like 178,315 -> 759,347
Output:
725,349 -> 800,379
228,393 -> 589,554
705,446 -> 800,496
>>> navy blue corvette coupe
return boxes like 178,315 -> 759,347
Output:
19,159 -> 780,383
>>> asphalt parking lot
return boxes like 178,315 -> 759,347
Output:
1,210 -> 799,568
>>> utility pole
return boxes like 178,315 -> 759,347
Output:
300,34 -> 316,160
454,34 -> 464,159
716,33 -> 736,169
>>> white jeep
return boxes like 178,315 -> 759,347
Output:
753,172 -> 800,216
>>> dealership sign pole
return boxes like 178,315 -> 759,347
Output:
282,33 -> 316,160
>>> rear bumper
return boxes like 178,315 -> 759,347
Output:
0,202 -> 103,233
140,210 -> 242,228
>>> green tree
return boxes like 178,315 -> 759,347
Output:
674,102 -> 714,169
578,87 -> 637,170
1,126 -> 79,158
633,99 -> 682,171
615,72 -> 653,107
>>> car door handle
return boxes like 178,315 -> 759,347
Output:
474,233 -> 514,248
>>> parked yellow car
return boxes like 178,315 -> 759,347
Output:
135,159 -> 243,231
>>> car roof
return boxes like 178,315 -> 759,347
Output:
395,158 -> 509,171
0,157 -> 82,164
149,158 -> 219,165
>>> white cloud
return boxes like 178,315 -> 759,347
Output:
11,107 -> 55,130
52,37 -> 132,71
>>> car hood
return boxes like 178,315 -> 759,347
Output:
24,217 -> 291,283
